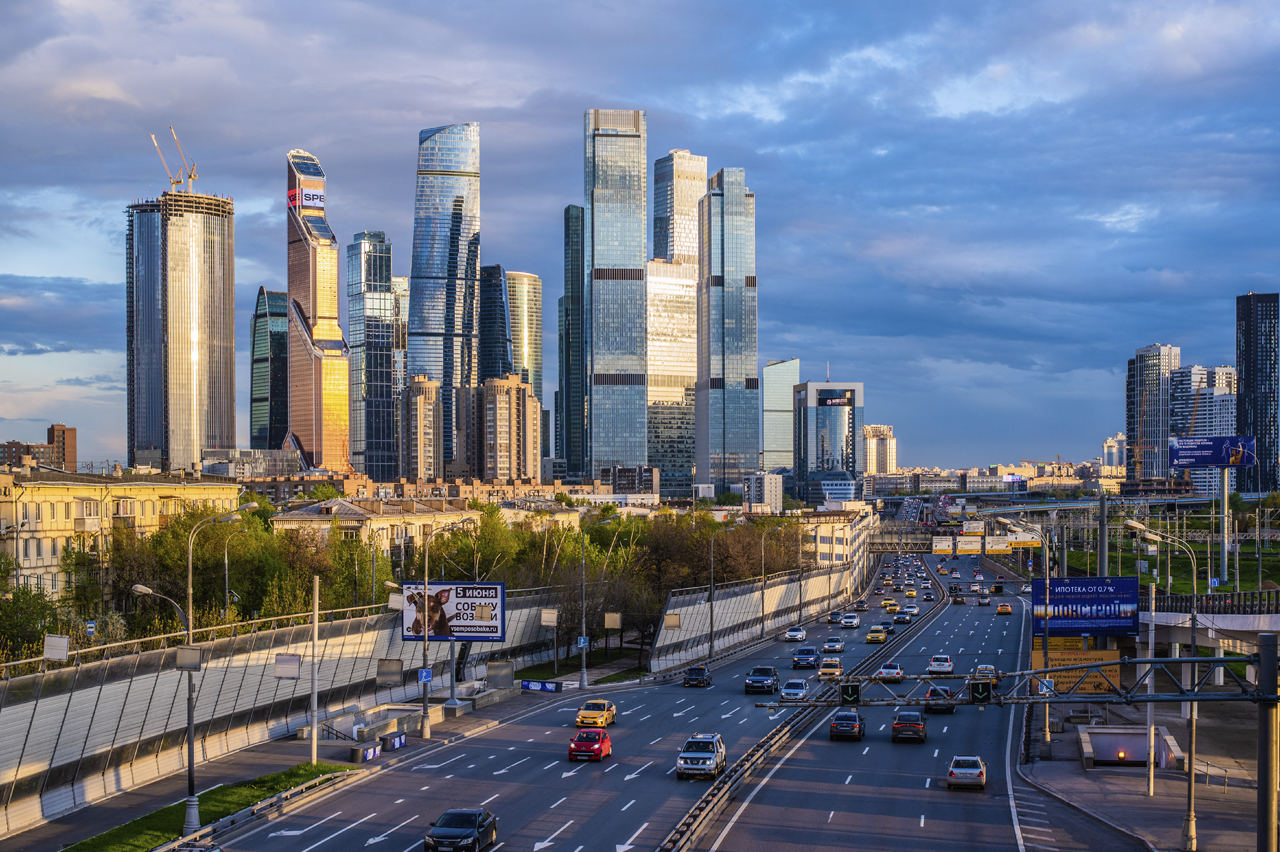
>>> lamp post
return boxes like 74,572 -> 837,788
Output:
997,516 -> 1052,758
223,527 -> 249,620
368,528 -> 385,607
760,524 -> 785,640
3,520 -> 29,590
708,520 -> 743,662
580,515 -> 621,689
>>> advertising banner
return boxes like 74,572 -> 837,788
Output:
287,186 -> 326,210
1169,436 -> 1257,468
1032,650 -> 1121,695
957,536 -> 983,554
1009,534 -> 1040,550
932,536 -> 954,555
400,581 -> 507,642
962,521 -> 985,534
985,535 -> 1012,554
1031,577 -> 1139,637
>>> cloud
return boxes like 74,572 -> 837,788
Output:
0,275 -> 123,355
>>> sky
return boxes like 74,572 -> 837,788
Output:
1,0 -> 1278,470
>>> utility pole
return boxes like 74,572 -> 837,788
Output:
1099,491 -> 1109,576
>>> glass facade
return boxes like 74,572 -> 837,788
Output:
794,382 -> 865,498
653,149 -> 707,265
761,358 -> 799,470
696,168 -> 759,494
478,265 -> 514,383
250,288 -> 289,450
286,149 -> 351,471
558,205 -> 586,474
126,191 -> 236,471
1237,293 -> 1280,493
408,124 -> 481,471
1124,343 -> 1180,480
348,231 -> 405,481
646,259 -> 697,498
506,271 -> 543,402
585,109 -> 648,477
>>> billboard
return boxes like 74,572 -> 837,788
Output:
957,536 -> 983,554
985,535 -> 1011,554
1169,436 -> 1256,468
932,536 -> 954,555
1009,534 -> 1040,550
1033,650 -> 1121,695
287,186 -> 326,210
400,581 -> 507,642
1031,577 -> 1139,637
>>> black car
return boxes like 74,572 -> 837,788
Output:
923,593 -> 935,602
744,665 -> 780,694
828,611 -> 843,624
852,600 -> 869,612
683,665 -> 712,687
425,808 -> 498,852
924,685 -> 957,714
893,613 -> 911,624
891,711 -> 928,742
879,621 -> 896,635
829,710 -> 865,740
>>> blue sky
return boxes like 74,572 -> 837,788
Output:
1,1 -> 1277,468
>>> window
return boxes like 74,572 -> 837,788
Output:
36,539 -> 43,559
52,538 -> 58,557
22,539 -> 29,560
22,503 -> 28,522
35,503 -> 42,522
50,572 -> 58,592
83,501 -> 99,518
35,574 -> 44,591
65,502 -> 71,520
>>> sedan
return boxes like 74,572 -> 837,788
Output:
946,755 -> 988,789
841,614 -> 861,629
891,711 -> 928,742
893,613 -> 911,624
1021,583 -> 1033,594
829,711 -> 865,740
828,611 -> 844,624
903,605 -> 920,616
819,658 -> 844,679
922,593 -> 935,602
425,808 -> 498,852
879,620 -> 896,635
784,626 -> 806,641
780,679 -> 810,700
926,655 -> 954,674
568,728 -> 612,761
905,588 -> 917,598
978,596 -> 991,606
822,637 -> 846,653
852,600 -> 869,612
924,685 -> 957,713
876,662 -> 904,683
865,627 -> 887,644
996,603 -> 1013,615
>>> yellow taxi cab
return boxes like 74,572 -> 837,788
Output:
886,602 -> 901,614
866,626 -> 887,644
880,597 -> 896,608
996,602 -> 1013,615
938,568 -> 949,576
905,588 -> 917,598
819,658 -> 844,679
575,699 -> 618,727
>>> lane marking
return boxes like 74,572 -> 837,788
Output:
624,761 -> 654,780
300,812 -> 377,852
544,762 -> 558,769
828,811 -> 834,822
551,797 -> 567,808
533,819 -> 574,851
649,737 -> 663,745
605,764 -> 619,772
925,778 -> 930,787
666,766 -> 676,774
364,815 -> 418,846
863,746 -> 869,754
616,823 -> 649,852
621,799 -> 636,811
420,786 -> 430,791
878,724 -> 886,731
394,798 -> 404,804
920,815 -> 925,827
480,794 -> 499,805
494,757 -> 529,775
640,715 -> 652,721
844,774 -> 852,784
561,764 -> 583,778
933,749 -> 939,757
943,727 -> 948,733
1021,816 -> 1051,823
414,754 -> 465,771
739,718 -> 748,724
269,810 -> 342,837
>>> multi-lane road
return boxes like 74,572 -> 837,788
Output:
219,554 -> 1143,852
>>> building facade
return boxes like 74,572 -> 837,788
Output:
405,375 -> 444,481
285,149 -> 350,472
0,424 -> 77,471
506,271 -> 543,401
696,168 -> 759,495
743,472 -> 783,514
1124,343 -> 1180,480
653,148 -> 707,265
127,191 -> 236,472
794,382 -> 864,502
408,124 -> 481,475
1238,293 -> 1280,494
557,205 -> 587,475
762,358 -> 799,471
347,232 -> 407,481
478,265 -> 514,384
646,259 -> 697,498
862,424 -> 897,475
250,288 -> 289,450
1102,432 -> 1127,468
458,374 -> 542,481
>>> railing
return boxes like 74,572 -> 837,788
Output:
1141,590 -> 1280,616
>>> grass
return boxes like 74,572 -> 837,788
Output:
594,666 -> 647,684
65,762 -> 358,852
514,647 -> 639,682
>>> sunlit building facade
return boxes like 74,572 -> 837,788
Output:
862,424 -> 897,475
1124,343 -> 1180,480
762,358 -> 799,470
653,149 -> 707,265
646,259 -> 697,498
506,271 -> 543,401
348,231 -> 407,481
794,382 -> 865,501
250,288 -> 289,450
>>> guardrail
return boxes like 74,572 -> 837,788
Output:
1141,590 -> 1280,616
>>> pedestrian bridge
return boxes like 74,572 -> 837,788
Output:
1141,591 -> 1280,655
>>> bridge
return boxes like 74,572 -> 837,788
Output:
869,525 -> 932,552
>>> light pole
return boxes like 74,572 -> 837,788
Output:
368,528 -> 385,607
708,520 -> 743,662
3,520 -> 29,590
580,515 -> 621,689
997,516 -> 1052,758
760,524 -> 785,639
223,527 -> 249,620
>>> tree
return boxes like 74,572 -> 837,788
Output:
306,482 -> 343,501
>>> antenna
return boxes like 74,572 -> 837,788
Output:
170,127 -> 197,192
150,133 -> 183,192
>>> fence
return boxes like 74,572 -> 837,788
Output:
1142,590 -> 1280,616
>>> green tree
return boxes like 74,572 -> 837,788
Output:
306,483 -> 343,501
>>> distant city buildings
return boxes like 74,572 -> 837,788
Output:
761,358 -> 799,471
0,424 -> 76,471
794,382 -> 864,502
743,471 -> 783,514
250,288 -> 289,450
862,424 -> 897,475
646,259 -> 697,498
1124,343 -> 1180,480
1238,293 -> 1279,494
1101,432 -> 1126,468
506,271 -> 543,400
458,374 -> 542,481
479,265 -> 515,383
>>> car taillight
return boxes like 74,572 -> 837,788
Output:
977,771 -> 984,777
949,771 -> 956,777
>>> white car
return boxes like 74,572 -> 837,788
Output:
927,655 -> 954,674
875,662 -> 904,682
903,605 -> 920,616
1021,583 -> 1033,594
840,614 -> 861,629
784,626 -> 806,642
780,679 -> 809,700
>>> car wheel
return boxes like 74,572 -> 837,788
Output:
676,772 -> 685,780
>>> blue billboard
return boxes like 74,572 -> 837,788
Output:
1031,577 -> 1139,637
1169,436 -> 1257,468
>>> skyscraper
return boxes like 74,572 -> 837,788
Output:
506,271 -> 543,400
478,265 -> 514,384
646,259 -> 697,498
863,424 -> 897,475
348,231 -> 407,481
761,358 -> 800,470
653,149 -> 707,264
126,191 -> 236,471
584,109 -> 648,478
285,149 -> 351,471
1102,432 -> 1127,468
409,124 -> 481,476
1124,343 -> 1180,480
696,168 -> 759,495
1237,293 -> 1280,494
794,382 -> 864,502
558,205 -> 586,475
250,288 -> 289,450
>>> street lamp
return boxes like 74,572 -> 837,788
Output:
997,516 -> 1054,759
3,520 -> 29,590
708,519 -> 744,663
580,514 -> 621,689
223,527 -> 249,620
760,524 -> 786,640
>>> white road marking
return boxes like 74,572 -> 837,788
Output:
1022,845 -> 1060,851
720,700 -> 730,706
300,812 -> 377,852
445,775 -> 454,778
606,764 -> 619,772
414,754 -> 465,771
739,718 -> 748,724
533,819 -> 574,851
494,757 -> 529,775
624,761 -> 654,780
467,765 -> 477,768
621,705 -> 646,715
615,822 -> 650,852
561,764 -> 582,778
394,798 -> 404,804
919,815 -> 925,827
544,762 -> 558,769
943,727 -> 948,733
480,794 -> 499,805
828,811 -> 834,822
925,778 -> 930,787
269,811 -> 342,837
1021,825 -> 1054,833
879,724 -> 886,731
551,797 -> 567,808
621,799 -> 635,811
365,815 -> 419,846
649,737 -> 662,745
862,746 -> 870,754
933,749 -> 939,757
1021,816 -> 1052,823
420,786 -> 430,791
640,714 -> 652,721
528,739 -> 536,742
844,774 -> 852,784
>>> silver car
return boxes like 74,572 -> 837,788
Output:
840,614 -> 861,629
780,679 -> 809,700
946,755 -> 987,789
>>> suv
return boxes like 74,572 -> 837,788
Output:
840,614 -> 861,629
828,611 -> 843,624
924,685 -> 956,713
675,733 -> 726,780
744,666 -> 780,694
792,646 -> 819,668
891,711 -> 928,742
829,710 -> 865,740
927,655 -> 954,674
683,665 -> 712,687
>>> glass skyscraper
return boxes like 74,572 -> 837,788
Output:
1124,343 -> 1180,480
653,149 -> 707,265
408,124 -> 480,474
285,149 -> 351,471
585,109 -> 648,477
126,191 -> 236,471
506,271 -> 543,401
646,259 -> 697,498
696,168 -> 759,495
479,265 -> 514,383
250,287 -> 289,450
1237,293 -> 1280,493
762,358 -> 799,470
348,231 -> 407,481
794,382 -> 865,501
558,205 -> 586,474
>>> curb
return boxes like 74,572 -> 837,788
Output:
1015,756 -> 1162,852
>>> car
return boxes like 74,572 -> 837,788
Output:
923,593 -> 935,602
996,603 -> 1013,615
891,710 -> 928,742
882,576 -> 894,585
792,646 -> 820,668
921,580 -> 932,589
904,578 -> 915,586
996,575 -> 1006,581
841,614 -> 861,629
974,664 -> 999,683
784,626 -> 806,642
683,665 -> 713,687
903,605 -> 920,616
866,626 -> 887,644
568,728 -> 612,761
938,567 -> 949,575
425,808 -> 498,852
880,597 -> 896,608
886,603 -> 901,614
1021,583 -> 1033,594
576,700 -> 617,727
823,637 -> 846,653
781,679 -> 810,700
951,595 -> 966,605
829,710 -> 865,740
819,658 -> 844,679
744,666 -> 780,694
892,584 -> 904,592
927,655 -> 954,674
893,613 -> 911,624
946,755 -> 988,789
675,732 -> 727,780
828,611 -> 844,624
905,588 -> 917,598
879,620 -> 896,635
853,600 -> 869,612
924,685 -> 956,713
969,583 -> 980,593
876,662 -> 904,683
978,596 -> 991,606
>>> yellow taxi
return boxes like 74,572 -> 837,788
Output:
996,602 -> 1013,615
938,568 -> 949,576
866,626 -> 887,644
819,658 -> 844,679
880,597 -> 896,608
575,699 -> 618,727
905,588 -> 917,598
886,602 -> 901,614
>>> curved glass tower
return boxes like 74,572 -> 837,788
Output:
408,124 -> 480,473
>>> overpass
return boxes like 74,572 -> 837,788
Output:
868,525 -> 932,553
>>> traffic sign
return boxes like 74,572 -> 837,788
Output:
1039,678 -> 1054,695
86,621 -> 96,638
521,679 -> 563,693
577,636 -> 589,649
418,668 -> 432,684
840,683 -> 860,705
1209,577 -> 1220,588
971,681 -> 992,704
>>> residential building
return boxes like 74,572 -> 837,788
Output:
285,149 -> 351,471
126,190 -> 236,472
1237,293 -> 1280,494
761,358 -> 799,470
408,124 -> 481,475
1171,365 -> 1238,496
457,374 -> 542,481
1102,432 -> 1126,468
404,375 -> 444,481
584,109 -> 648,477
653,148 -> 707,265
0,424 -> 76,471
250,288 -> 289,450
743,471 -> 783,514
646,259 -> 697,498
599,465 -> 659,495
479,265 -> 514,383
794,382 -> 864,502
862,424 -> 897,475
348,232 -> 408,481
696,168 -> 759,495
506,271 -> 543,400
557,205 -> 587,475
201,448 -> 301,479
1124,343 -> 1180,480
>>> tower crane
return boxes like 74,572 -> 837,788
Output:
150,133 -> 183,192
169,127 -> 197,192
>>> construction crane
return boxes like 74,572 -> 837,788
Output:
149,128 -> 196,193
1181,377 -> 1206,483
169,127 -> 197,192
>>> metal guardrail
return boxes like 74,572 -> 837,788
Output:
1142,590 -> 1280,616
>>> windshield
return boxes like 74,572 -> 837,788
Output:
784,680 -> 806,689
684,741 -> 715,753
953,758 -> 982,769
575,731 -> 601,742
750,667 -> 774,677
686,668 -> 707,676
582,702 -> 607,711
437,813 -> 479,829
897,713 -> 922,722
834,713 -> 859,722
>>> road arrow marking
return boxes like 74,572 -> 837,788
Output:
270,811 -> 341,836
673,706 -> 694,717
414,754 -> 465,771
300,812 -> 376,852
721,708 -> 739,719
562,764 -> 583,779
624,761 -> 653,780
620,704 -> 645,715
364,815 -> 417,845
494,757 -> 529,775
615,821 -> 649,852
534,819 -> 574,850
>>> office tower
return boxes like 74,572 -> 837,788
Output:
408,124 -> 481,476
762,358 -> 800,470
506,271 -> 543,399
250,288 -> 289,450
584,109 -> 648,478
405,375 -> 443,480
558,205 -> 586,474
863,424 -> 898,475
126,191 -> 236,471
646,259 -> 697,498
348,231 -> 408,481
1237,293 -> 1280,494
1124,343 -> 1180,480
46,424 -> 75,471
457,375 -> 542,480
696,168 -> 759,495
1101,432 -> 1126,468
479,265 -> 514,383
541,409 -> 551,461
794,382 -> 864,501
285,149 -> 351,471
653,149 -> 707,264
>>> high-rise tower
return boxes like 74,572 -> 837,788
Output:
285,149 -> 351,471
479,265 -> 514,383
1237,293 -> 1280,494
1124,343 -> 1180,480
506,271 -> 543,401
557,205 -> 586,474
761,358 -> 800,470
653,149 -> 707,265
250,287 -> 289,450
348,231 -> 407,480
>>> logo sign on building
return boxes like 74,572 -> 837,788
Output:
957,536 -> 983,554
400,581 -> 507,642
985,535 -> 1012,554
962,521 -> 985,534
287,187 -> 326,209
1169,436 -> 1257,468
819,397 -> 851,406
1031,577 -> 1139,637
932,536 -> 954,555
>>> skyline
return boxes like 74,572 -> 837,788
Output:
2,2 -> 1278,467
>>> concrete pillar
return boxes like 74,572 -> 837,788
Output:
1172,643 -> 1190,719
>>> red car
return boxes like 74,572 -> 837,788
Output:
568,728 -> 612,761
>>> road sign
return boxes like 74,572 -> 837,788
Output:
577,636 -> 589,649
840,683 -> 860,705
419,668 -> 433,684
971,681 -> 992,703
1209,577 -> 1220,588
1039,679 -> 1054,695
85,621 -> 96,638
